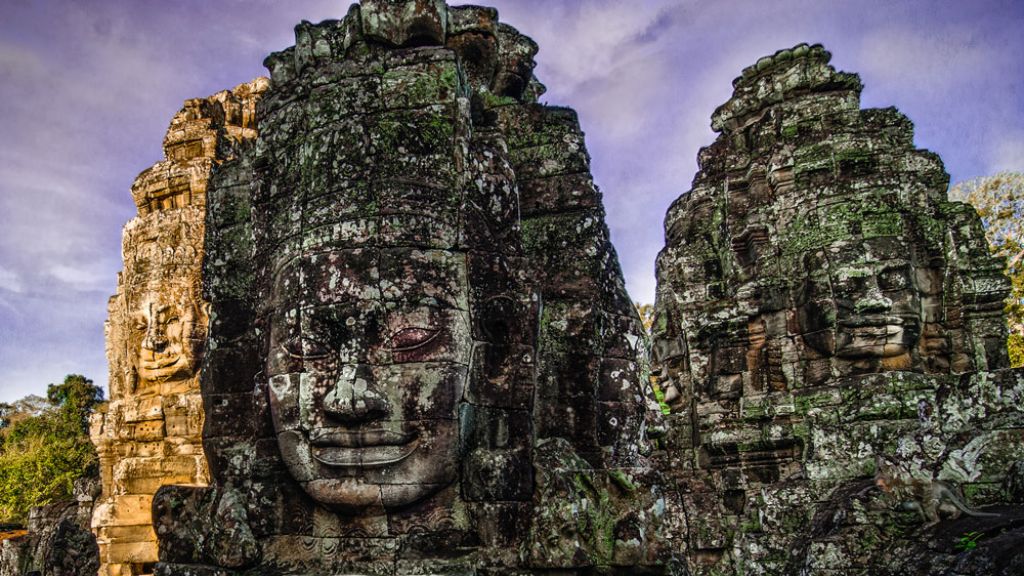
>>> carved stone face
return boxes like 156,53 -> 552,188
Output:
796,235 -> 922,364
265,246 -> 470,513
128,287 -> 201,386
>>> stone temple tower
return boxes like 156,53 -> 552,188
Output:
652,44 -> 1022,575
90,79 -> 266,576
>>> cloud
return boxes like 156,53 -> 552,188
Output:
527,0 -> 680,94
857,26 -> 993,93
48,265 -> 112,292
988,134 -> 1024,173
0,266 -> 24,294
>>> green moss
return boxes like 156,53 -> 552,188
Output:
861,211 -> 902,239
1009,333 -> 1024,368
961,483 -> 987,505
608,470 -> 637,492
571,471 -> 616,564
439,65 -> 459,91
779,213 -> 828,257
739,516 -> 762,533
834,147 -> 873,164
382,61 -> 461,107
374,110 -> 455,159
793,143 -> 833,176
481,90 -> 519,109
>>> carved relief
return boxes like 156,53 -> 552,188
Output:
652,43 -> 1021,575
264,248 -> 472,512
151,2 -> 662,574
90,79 -> 266,576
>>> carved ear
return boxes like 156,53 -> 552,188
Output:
478,295 -> 516,344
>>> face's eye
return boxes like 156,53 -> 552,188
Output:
133,316 -> 148,331
878,268 -> 910,291
281,336 -> 331,360
391,327 -> 440,352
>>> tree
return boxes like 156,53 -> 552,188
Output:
0,396 -> 50,430
0,375 -> 103,524
46,374 -> 104,431
635,302 -> 655,335
949,171 -> 1024,367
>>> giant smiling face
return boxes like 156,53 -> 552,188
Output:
128,286 -> 203,390
265,246 -> 471,513
795,220 -> 923,368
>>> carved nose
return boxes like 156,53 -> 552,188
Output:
323,364 -> 390,424
141,325 -> 168,352
140,302 -> 168,352
854,288 -> 893,315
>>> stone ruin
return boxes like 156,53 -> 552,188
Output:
151,1 -> 662,574
1,3 -> 1022,576
89,79 -> 266,576
0,478 -> 99,576
652,44 -> 1024,575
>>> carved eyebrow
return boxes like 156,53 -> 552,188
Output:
387,295 -> 461,312
302,304 -> 366,324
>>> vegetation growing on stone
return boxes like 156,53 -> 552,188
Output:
3,3 -> 1022,576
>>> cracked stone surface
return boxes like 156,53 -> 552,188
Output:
652,43 -> 1024,576
4,7 -> 1020,576
152,2 -> 660,574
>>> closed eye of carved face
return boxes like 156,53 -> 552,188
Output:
280,336 -> 332,361
877,266 -> 911,291
133,315 -> 148,331
274,314 -> 445,364
132,308 -> 180,331
391,327 -> 439,351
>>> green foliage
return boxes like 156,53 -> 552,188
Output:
650,382 -> 672,416
950,172 -> 1024,367
634,302 -> 654,335
0,375 -> 103,525
46,374 -> 105,432
1008,333 -> 1024,369
955,530 -> 984,552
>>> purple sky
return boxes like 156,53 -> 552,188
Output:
1,0 -> 1022,402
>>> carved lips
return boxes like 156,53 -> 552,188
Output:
310,429 -> 420,468
138,350 -> 184,375
836,314 -> 917,358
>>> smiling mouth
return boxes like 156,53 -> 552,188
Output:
140,355 -> 182,372
311,430 -> 419,468
838,315 -> 907,329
